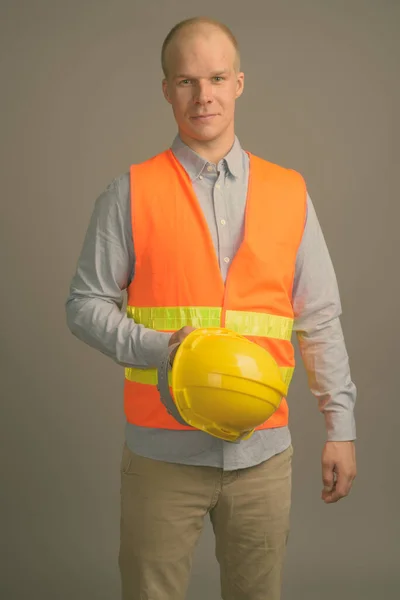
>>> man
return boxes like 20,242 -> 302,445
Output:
66,16 -> 357,600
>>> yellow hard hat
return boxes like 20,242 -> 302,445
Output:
158,328 -> 288,443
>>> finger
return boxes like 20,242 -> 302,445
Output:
322,477 -> 353,503
322,491 -> 341,503
334,473 -> 352,498
321,480 -> 342,503
323,488 -> 347,503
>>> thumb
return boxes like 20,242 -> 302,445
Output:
322,464 -> 335,492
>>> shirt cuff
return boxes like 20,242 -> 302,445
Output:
138,329 -> 173,368
324,408 -> 356,442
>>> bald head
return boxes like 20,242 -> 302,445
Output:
161,17 -> 240,79
160,17 -> 244,163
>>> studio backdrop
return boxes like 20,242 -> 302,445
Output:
1,1 -> 398,599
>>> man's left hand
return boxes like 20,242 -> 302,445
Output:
321,441 -> 357,504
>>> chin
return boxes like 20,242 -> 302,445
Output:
188,127 -> 221,142
194,132 -> 219,142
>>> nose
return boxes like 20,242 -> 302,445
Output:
193,80 -> 213,105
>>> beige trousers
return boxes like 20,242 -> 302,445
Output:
119,443 -> 293,600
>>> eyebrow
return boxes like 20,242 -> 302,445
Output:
174,70 -> 230,79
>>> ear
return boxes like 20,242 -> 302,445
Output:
162,79 -> 172,105
235,72 -> 245,99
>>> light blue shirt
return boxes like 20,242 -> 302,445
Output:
66,135 -> 356,470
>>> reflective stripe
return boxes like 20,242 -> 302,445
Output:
225,310 -> 293,341
125,367 -> 173,385
125,366 -> 294,388
126,306 -> 293,341
126,306 -> 222,330
281,367 -> 294,387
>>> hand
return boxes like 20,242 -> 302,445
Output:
321,441 -> 356,504
168,326 -> 195,364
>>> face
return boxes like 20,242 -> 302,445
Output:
162,27 -> 244,153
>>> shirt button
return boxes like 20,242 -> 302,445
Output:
224,257 -> 230,263
220,219 -> 226,225
215,184 -> 220,189
198,175 -> 203,180
207,165 -> 214,172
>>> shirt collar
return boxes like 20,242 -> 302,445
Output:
170,134 -> 244,181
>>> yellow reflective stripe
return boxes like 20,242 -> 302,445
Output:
127,306 -> 293,341
224,310 -> 293,341
125,367 -> 172,385
280,367 -> 294,387
126,306 -> 222,330
125,366 -> 294,387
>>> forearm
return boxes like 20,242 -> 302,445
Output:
66,295 -> 171,369
296,317 -> 356,441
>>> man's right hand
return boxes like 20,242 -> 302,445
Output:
168,326 -> 195,364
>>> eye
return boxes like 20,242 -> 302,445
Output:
213,76 -> 224,82
179,79 -> 191,85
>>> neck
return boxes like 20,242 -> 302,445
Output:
178,130 -> 235,165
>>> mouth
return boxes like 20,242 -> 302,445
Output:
190,114 -> 218,122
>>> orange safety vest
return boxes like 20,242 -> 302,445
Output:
124,149 -> 307,431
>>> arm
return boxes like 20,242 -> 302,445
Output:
293,194 -> 357,502
65,174 -> 171,369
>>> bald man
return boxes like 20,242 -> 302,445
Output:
66,17 -> 357,600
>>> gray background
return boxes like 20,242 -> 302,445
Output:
1,1 -> 399,599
